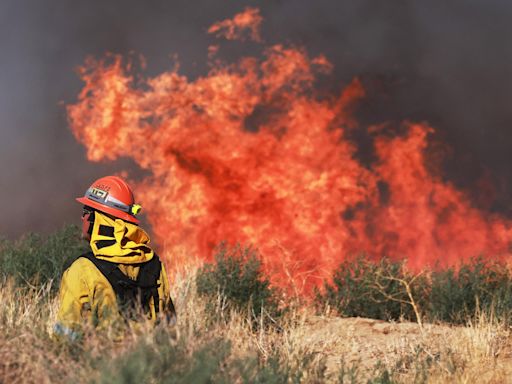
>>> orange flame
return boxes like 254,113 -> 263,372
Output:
208,7 -> 263,42
67,10 -> 512,296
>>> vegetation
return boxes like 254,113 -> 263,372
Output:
0,225 -> 88,289
318,257 -> 428,323
429,258 -> 512,323
196,243 -> 281,327
1,225 -> 512,383
318,255 -> 512,326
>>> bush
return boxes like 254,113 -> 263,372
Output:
0,224 -> 89,288
318,256 -> 428,322
319,255 -> 512,325
429,257 -> 512,323
196,243 -> 281,326
94,337 -> 232,384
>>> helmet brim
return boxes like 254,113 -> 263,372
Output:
76,197 -> 140,224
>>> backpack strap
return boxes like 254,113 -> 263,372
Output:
75,252 -> 162,317
136,255 -> 162,314
80,252 -> 140,311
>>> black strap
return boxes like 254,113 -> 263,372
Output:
136,253 -> 162,314
76,251 -> 163,318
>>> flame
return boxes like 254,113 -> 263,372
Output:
207,7 -> 263,42
67,9 -> 512,296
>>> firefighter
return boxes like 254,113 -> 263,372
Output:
54,176 -> 176,340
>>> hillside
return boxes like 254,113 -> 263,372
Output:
2,227 -> 512,383
296,315 -> 512,382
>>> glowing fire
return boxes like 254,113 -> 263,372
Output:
68,8 -> 512,295
208,6 -> 263,42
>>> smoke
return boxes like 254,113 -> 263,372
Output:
1,0 -> 511,238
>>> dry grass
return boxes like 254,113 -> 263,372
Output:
1,267 -> 512,383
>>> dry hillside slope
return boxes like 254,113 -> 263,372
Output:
293,315 -> 512,382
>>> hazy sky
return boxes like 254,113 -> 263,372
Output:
1,0 -> 511,238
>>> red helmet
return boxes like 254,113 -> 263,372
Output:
76,176 -> 142,224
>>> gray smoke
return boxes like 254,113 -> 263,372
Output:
1,0 -> 511,238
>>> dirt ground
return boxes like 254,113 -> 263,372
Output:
293,316 -> 512,381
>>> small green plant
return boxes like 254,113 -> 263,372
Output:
318,256 -> 428,322
93,336 -> 231,384
196,243 -> 281,326
367,361 -> 396,384
0,224 -> 89,288
336,361 -> 360,384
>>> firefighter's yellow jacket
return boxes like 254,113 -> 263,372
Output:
54,211 -> 173,339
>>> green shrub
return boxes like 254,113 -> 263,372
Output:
429,257 -> 512,323
238,353 -> 306,384
196,243 -> 281,326
318,256 -> 428,322
0,224 -> 89,288
318,255 -> 512,325
93,335 -> 231,384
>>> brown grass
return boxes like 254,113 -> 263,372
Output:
1,267 -> 512,383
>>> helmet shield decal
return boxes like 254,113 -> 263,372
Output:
85,188 -> 131,213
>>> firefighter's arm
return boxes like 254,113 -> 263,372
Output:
53,260 -> 91,340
